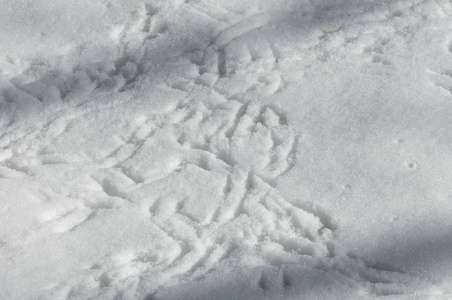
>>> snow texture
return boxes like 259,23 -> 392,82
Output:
1,0 -> 452,299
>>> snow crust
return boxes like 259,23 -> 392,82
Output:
1,0 -> 452,299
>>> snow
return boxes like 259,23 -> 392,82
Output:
1,0 -> 452,299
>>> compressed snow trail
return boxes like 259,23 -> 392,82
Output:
1,0 -> 452,299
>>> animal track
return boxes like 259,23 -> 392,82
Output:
0,3 -> 416,299
90,84 -> 411,296
69,47 -> 329,295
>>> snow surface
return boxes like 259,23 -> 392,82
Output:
1,0 -> 452,299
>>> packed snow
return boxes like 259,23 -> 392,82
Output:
1,0 -> 452,299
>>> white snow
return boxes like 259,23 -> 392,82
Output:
1,0 -> 452,299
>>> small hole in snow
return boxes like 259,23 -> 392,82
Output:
98,272 -> 110,287
408,162 -> 417,169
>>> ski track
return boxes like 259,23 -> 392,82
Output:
0,1 -> 436,299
